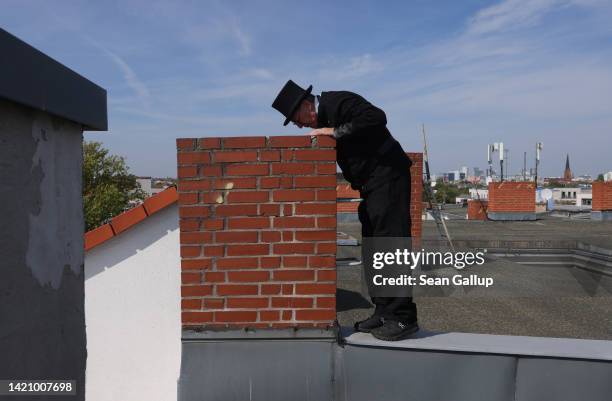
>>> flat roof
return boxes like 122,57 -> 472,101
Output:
0,28 -> 107,131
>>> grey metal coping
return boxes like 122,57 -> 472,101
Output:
0,28 -> 107,130
343,329 -> 612,361
182,328 -> 337,341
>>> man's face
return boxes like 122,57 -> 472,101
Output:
291,99 -> 317,128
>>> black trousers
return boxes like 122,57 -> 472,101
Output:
358,171 -> 418,323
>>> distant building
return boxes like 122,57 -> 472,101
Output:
604,172 -> 612,182
563,154 -> 573,181
552,187 -> 592,206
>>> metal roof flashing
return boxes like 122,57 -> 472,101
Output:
0,28 -> 107,131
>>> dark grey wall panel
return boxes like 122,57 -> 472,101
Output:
179,340 -> 335,401
340,346 -> 517,401
515,357 -> 612,401
0,28 -> 107,130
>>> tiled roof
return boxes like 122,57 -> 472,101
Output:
84,186 -> 178,251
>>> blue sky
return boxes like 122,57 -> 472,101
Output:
3,0 -> 612,177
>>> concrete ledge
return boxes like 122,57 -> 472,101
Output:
487,212 -> 537,221
591,211 -> 612,221
343,329 -> 612,361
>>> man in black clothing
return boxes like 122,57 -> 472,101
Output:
272,80 -> 418,341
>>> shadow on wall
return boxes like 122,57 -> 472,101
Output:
85,205 -> 179,280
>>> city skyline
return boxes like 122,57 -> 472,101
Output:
2,0 -> 611,177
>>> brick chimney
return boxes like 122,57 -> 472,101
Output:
487,182 -> 536,221
176,136 -> 337,330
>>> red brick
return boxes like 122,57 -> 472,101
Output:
204,272 -> 226,282
309,256 -> 336,268
295,230 -> 336,241
216,204 -> 258,216
269,136 -> 312,148
259,204 -> 281,216
261,257 -> 281,269
227,217 -> 270,229
261,231 -> 281,242
273,243 -> 315,255
273,190 -> 315,201
316,297 -> 336,308
227,271 -> 270,282
182,272 -> 201,284
294,176 -> 337,188
178,180 -> 212,191
260,150 -> 280,161
226,244 -> 269,256
227,191 -> 269,203
259,310 -> 280,321
111,205 -> 147,234
271,163 -> 315,175
317,270 -> 336,281
203,219 -> 224,230
181,285 -> 213,296
316,163 -> 337,175
198,138 -> 221,149
316,189 -> 337,201
178,166 -> 198,178
317,242 -> 336,254
179,206 -> 210,218
217,284 -> 258,296
216,257 -> 259,269
203,298 -> 225,309
215,311 -> 258,322
223,137 -> 266,149
282,231 -> 294,241
295,283 -> 336,295
271,297 -> 314,308
179,219 -> 199,232
317,217 -> 336,228
214,150 -> 258,163
181,258 -> 212,270
181,245 -> 201,258
261,284 -> 282,295
273,270 -> 315,281
260,177 -> 281,188
182,299 -> 202,309
182,311 -> 213,323
273,217 -> 315,228
215,178 -> 257,189
282,311 -> 293,320
295,309 -> 336,321
282,284 -> 294,295
315,136 -> 337,147
226,297 -> 269,308
226,164 -> 269,176
283,256 -> 307,268
179,192 -> 198,204
215,231 -> 258,243
295,203 -> 336,215
177,138 -> 195,150
201,165 -> 222,176
294,149 -> 336,161
84,224 -> 114,251
180,232 -> 213,244
177,152 -> 211,164
203,245 -> 224,257
283,204 -> 293,216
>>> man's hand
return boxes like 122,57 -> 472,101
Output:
309,128 -> 335,137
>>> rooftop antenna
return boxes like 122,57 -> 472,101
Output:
523,151 -> 527,181
499,142 -> 505,182
535,142 -> 543,186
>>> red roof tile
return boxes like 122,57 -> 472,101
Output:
85,186 -> 178,251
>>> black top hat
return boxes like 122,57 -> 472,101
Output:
271,80 -> 313,126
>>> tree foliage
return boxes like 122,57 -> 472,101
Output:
596,174 -> 604,182
433,179 -> 469,204
83,141 -> 145,231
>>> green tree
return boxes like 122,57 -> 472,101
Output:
83,141 -> 145,231
596,174 -> 604,182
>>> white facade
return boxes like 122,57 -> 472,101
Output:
551,187 -> 592,206
469,188 -> 489,200
85,205 -> 181,401
604,172 -> 612,182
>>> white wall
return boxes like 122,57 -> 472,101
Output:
85,205 -> 181,401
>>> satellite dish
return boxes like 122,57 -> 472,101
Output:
542,189 -> 553,201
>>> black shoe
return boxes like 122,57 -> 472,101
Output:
354,315 -> 383,333
371,320 -> 419,341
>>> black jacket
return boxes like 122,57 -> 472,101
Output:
317,91 -> 411,189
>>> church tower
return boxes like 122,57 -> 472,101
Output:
563,154 -> 572,181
